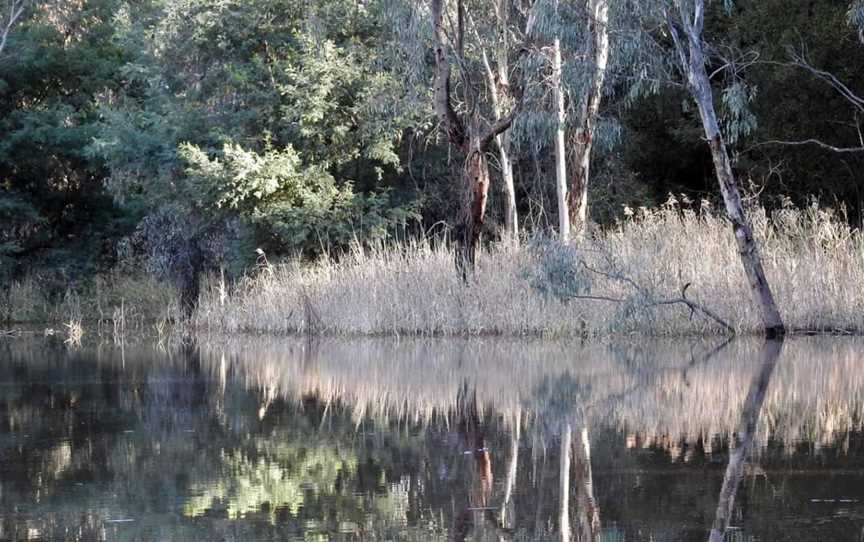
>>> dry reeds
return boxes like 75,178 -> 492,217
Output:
195,200 -> 864,337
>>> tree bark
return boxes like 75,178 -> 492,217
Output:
568,0 -> 610,241
669,0 -> 785,337
486,0 -> 518,241
553,34 -> 571,242
459,139 -> 491,272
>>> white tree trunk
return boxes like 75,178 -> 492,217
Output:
670,0 -> 785,336
481,0 -> 518,240
568,0 -> 610,241
553,36 -> 570,242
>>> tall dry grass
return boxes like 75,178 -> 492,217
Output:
195,199 -> 864,337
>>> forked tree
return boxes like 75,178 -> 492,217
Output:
430,0 -> 529,272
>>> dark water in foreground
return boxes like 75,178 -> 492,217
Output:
1,336 -> 864,541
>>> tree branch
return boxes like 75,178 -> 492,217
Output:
0,0 -> 26,57
579,262 -> 736,334
751,139 -> 864,154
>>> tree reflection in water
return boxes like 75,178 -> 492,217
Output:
1,336 -> 863,541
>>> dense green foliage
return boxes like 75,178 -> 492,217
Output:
1,0 -> 862,294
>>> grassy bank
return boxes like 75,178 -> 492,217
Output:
194,200 -> 864,337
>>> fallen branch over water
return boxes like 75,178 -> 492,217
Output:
565,262 -> 735,334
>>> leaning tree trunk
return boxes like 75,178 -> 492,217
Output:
674,2 -> 785,337
568,0 -> 609,241
552,34 -> 571,242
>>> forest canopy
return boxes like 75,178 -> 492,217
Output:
0,0 -> 862,290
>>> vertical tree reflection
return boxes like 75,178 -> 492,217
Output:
708,339 -> 784,542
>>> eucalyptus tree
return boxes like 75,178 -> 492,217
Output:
517,0 -> 650,242
659,0 -> 785,337
428,0 -> 532,270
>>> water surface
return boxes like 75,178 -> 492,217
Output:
1,335 -> 863,541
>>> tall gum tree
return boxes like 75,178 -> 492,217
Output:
663,0 -> 785,337
567,0 -> 609,241
431,0 -> 526,271
477,0 -> 520,240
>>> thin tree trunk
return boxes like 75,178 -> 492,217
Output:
559,423 -> 572,542
670,1 -> 785,337
553,35 -> 570,242
708,339 -> 783,542
568,0 -> 609,241
480,27 -> 518,241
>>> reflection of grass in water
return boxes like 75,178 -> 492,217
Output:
200,336 -> 864,455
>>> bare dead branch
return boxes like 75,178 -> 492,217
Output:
751,139 -> 864,154
578,262 -> 736,334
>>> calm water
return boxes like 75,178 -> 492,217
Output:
1,335 -> 864,541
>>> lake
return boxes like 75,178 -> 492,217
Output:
0,335 -> 863,541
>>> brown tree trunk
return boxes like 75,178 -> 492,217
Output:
458,140 -> 491,272
670,1 -> 785,337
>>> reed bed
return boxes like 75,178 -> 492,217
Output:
196,200 -> 864,337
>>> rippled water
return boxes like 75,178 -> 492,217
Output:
1,335 -> 863,541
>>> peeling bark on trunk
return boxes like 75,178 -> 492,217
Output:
568,0 -> 609,241
708,339 -> 783,542
459,141 -> 491,273
553,35 -> 570,242
669,1 -> 785,337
